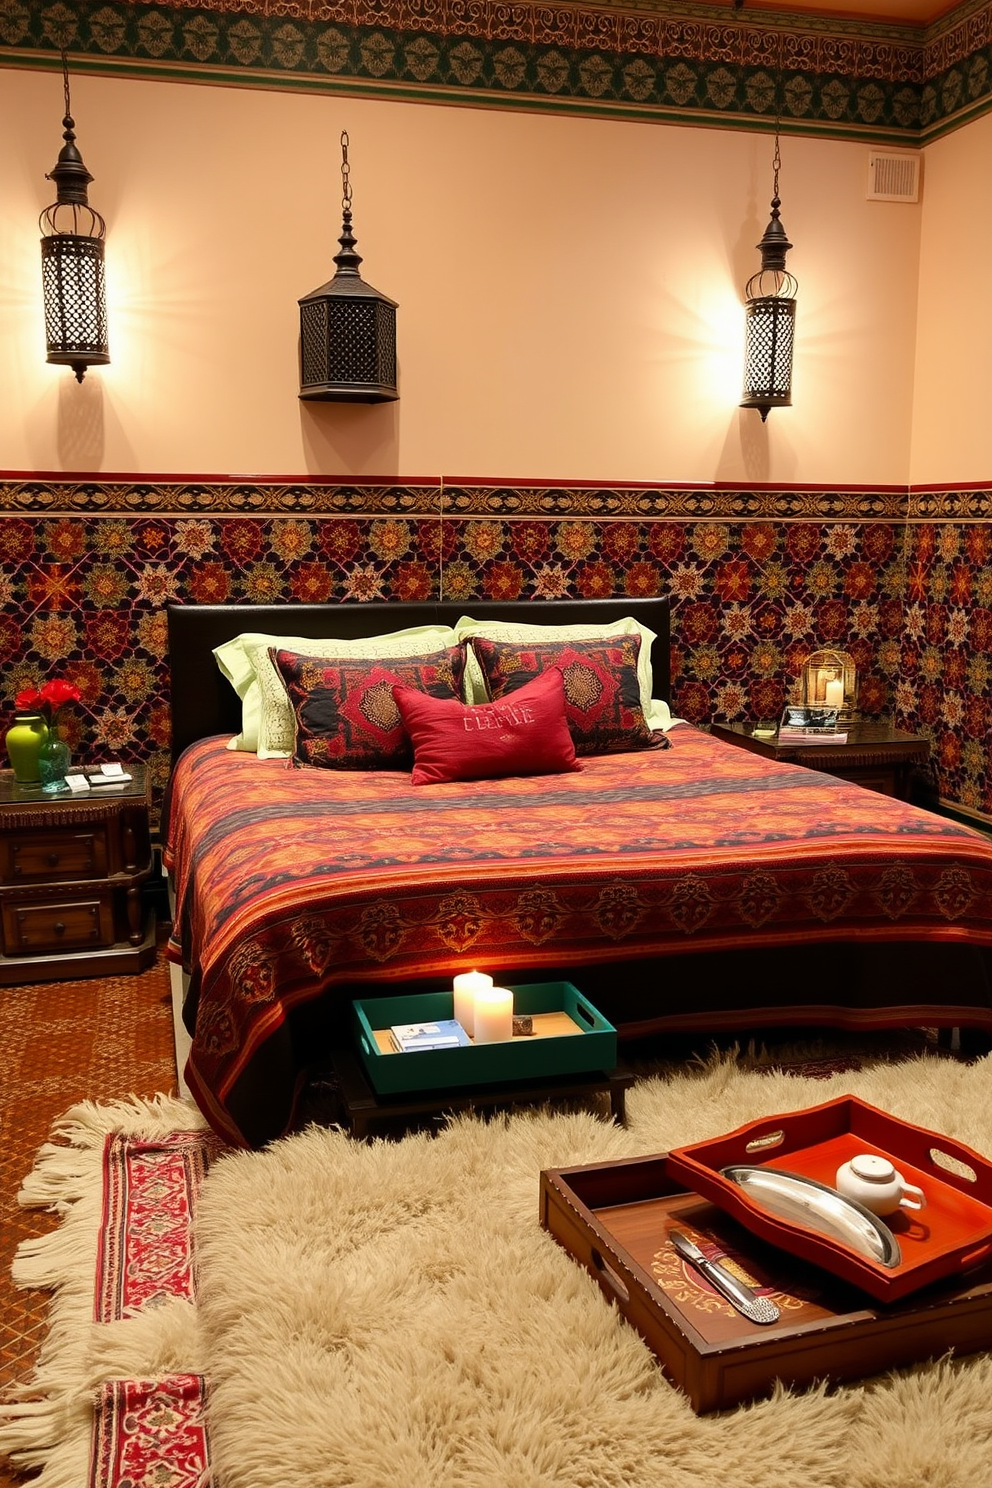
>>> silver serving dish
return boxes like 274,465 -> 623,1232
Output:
721,1165 -> 902,1268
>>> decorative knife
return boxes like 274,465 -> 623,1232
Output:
670,1230 -> 780,1325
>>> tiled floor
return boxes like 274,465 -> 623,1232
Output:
0,950 -> 178,1487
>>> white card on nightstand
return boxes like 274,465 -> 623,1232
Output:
64,774 -> 91,792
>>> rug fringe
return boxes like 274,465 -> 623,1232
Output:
0,1398 -> 92,1484
46,1092 -> 207,1151
0,1304 -> 201,1451
2,1096 -> 209,1485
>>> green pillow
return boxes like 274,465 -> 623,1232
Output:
214,625 -> 461,757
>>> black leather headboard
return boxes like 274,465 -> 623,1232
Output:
167,597 -> 671,761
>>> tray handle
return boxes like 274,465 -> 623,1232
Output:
925,1145 -> 978,1187
573,999 -> 597,1029
958,1240 -> 992,1272
743,1127 -> 787,1155
591,1247 -> 631,1304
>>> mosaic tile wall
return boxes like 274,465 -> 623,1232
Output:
898,493 -> 992,821
2,0 -> 992,146
4,477 -> 960,827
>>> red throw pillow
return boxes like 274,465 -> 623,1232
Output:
272,645 -> 467,769
470,633 -> 655,756
392,668 -> 580,786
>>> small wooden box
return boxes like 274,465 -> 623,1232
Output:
540,1151 -> 992,1414
352,982 -> 616,1096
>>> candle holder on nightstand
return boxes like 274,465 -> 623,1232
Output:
801,648 -> 858,723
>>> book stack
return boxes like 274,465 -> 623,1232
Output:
777,726 -> 848,744
389,1019 -> 472,1053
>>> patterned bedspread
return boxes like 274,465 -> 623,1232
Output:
165,726 -> 992,1146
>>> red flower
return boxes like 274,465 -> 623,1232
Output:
41,679 -> 81,711
15,677 -> 82,725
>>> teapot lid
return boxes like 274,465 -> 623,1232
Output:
850,1153 -> 896,1184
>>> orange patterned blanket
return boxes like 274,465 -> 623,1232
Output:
165,727 -> 992,1145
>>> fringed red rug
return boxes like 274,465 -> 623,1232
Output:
0,1097 -> 224,1488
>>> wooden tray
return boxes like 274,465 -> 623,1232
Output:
540,1151 -> 992,1414
666,1096 -> 992,1302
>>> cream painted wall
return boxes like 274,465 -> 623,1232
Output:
911,110 -> 992,486
0,66 -> 921,484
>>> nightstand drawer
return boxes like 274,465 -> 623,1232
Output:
3,893 -> 115,952
1,829 -> 108,884
0,766 -> 156,982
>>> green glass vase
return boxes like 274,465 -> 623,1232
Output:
5,714 -> 48,785
38,729 -> 71,794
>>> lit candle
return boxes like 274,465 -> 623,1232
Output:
453,970 -> 493,1037
824,678 -> 843,707
473,985 -> 514,1043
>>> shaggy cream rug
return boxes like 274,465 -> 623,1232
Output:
194,1047 -> 992,1488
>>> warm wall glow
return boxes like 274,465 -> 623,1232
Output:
911,112 -> 992,486
0,69 -> 922,484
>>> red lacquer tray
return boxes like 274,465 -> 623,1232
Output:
666,1096 -> 992,1302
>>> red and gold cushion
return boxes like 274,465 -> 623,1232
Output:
393,668 -> 580,785
469,633 -> 655,756
272,645 -> 466,769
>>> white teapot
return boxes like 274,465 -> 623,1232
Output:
835,1153 -> 927,1216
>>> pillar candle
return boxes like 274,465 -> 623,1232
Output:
473,986 -> 514,1044
824,678 -> 844,707
453,970 -> 493,1037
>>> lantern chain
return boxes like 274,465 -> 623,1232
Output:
60,50 -> 73,132
340,130 -> 352,216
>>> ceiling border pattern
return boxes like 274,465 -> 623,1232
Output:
0,0 -> 989,145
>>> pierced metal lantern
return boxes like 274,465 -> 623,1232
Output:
299,131 -> 398,403
40,56 -> 109,383
802,647 -> 859,721
740,139 -> 797,422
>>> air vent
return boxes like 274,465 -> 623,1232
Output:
867,150 -> 921,203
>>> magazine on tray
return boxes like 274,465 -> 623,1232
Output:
389,1020 -> 472,1053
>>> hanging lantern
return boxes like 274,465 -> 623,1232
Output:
39,53 -> 109,383
299,131 -> 398,403
740,133 -> 797,422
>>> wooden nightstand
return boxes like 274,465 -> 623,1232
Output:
0,766 -> 156,984
710,720 -> 930,801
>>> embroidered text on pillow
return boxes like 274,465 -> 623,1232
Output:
392,669 -> 579,785
463,699 -> 536,732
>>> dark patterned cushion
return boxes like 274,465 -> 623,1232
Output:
469,633 -> 655,756
393,668 -> 580,785
272,645 -> 467,769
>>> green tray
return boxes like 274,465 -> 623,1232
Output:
352,981 -> 617,1096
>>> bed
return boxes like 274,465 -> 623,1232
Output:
165,597 -> 992,1147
